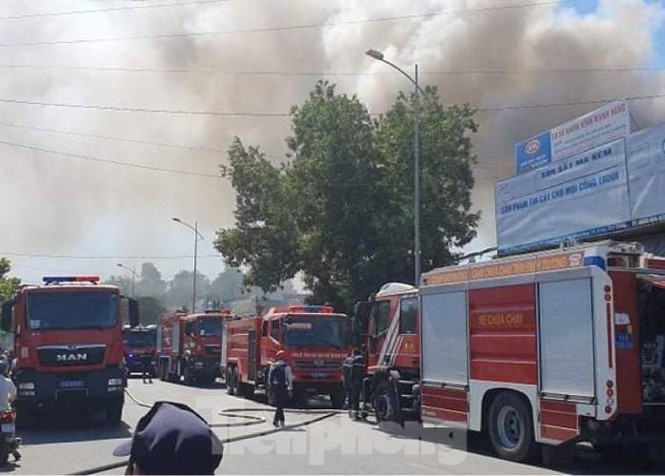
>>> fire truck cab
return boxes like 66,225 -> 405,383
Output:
0,276 -> 139,426
122,324 -> 157,376
156,310 -> 231,386
354,283 -> 420,424
223,305 -> 350,407
419,241 -> 665,463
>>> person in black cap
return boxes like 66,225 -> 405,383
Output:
114,401 -> 223,475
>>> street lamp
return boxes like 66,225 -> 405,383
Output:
116,263 -> 138,297
172,217 -> 204,313
366,48 -> 423,286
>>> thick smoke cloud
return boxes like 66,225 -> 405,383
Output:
0,0 -> 663,282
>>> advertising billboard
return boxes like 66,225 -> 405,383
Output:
626,122 -> 665,226
498,139 -> 631,254
514,100 -> 630,175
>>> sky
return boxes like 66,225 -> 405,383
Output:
1,0 -> 665,286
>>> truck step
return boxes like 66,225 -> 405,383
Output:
398,379 -> 417,386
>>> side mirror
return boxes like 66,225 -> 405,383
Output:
1,301 -> 13,332
128,299 -> 140,328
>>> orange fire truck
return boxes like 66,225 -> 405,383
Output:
354,283 -> 420,424
417,241 -> 665,462
0,276 -> 139,426
222,305 -> 350,407
156,310 -> 233,386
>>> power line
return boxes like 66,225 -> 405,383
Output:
0,120 -> 503,170
0,139 -> 222,178
0,1 -> 558,47
1,63 -> 663,77
0,97 -> 288,117
0,120 -> 225,153
2,93 -> 664,117
478,93 -> 665,112
0,0 -> 228,21
1,251 -> 222,260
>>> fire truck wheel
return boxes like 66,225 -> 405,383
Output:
373,380 -> 401,425
238,382 -> 254,398
330,389 -> 345,409
15,404 -> 36,430
106,401 -> 124,425
488,392 -> 537,463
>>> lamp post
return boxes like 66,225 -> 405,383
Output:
172,217 -> 204,313
116,263 -> 137,297
366,48 -> 424,286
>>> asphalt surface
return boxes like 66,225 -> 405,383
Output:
2,378 -> 662,475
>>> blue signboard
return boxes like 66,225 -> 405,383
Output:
514,131 -> 552,175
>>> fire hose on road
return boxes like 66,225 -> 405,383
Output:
69,389 -> 342,475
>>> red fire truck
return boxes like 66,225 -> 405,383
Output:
222,305 -> 350,407
417,241 -> 665,462
156,310 -> 232,386
354,283 -> 420,424
122,325 -> 157,376
0,276 -> 139,426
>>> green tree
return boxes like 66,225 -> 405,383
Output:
136,296 -> 166,325
136,262 -> 167,298
215,81 -> 479,312
208,267 -> 245,303
166,270 -> 211,310
0,258 -> 21,303
215,139 -> 299,291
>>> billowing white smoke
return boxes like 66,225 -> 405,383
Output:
0,0 -> 663,281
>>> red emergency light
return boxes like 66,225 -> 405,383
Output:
43,276 -> 101,285
287,305 -> 334,314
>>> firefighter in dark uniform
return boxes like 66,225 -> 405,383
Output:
349,348 -> 365,420
342,352 -> 354,411
268,350 -> 293,427
141,350 -> 153,384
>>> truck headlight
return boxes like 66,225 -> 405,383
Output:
108,378 -> 123,386
19,382 -> 35,390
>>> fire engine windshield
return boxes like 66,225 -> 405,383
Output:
282,315 -> 347,347
198,317 -> 223,336
27,291 -> 118,330
123,331 -> 155,348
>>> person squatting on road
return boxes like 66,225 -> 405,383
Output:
0,361 -> 20,462
113,401 -> 223,475
141,350 -> 153,384
268,350 -> 293,427
349,348 -> 365,420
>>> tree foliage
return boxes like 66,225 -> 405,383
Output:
0,258 -> 21,303
215,80 -> 479,312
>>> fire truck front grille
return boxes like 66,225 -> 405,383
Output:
37,345 -> 106,367
293,361 -> 341,370
204,345 -> 221,356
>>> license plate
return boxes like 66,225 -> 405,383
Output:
1,424 -> 14,433
60,380 -> 85,388
310,372 -> 326,378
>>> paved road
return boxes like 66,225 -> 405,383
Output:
5,379 -> 662,475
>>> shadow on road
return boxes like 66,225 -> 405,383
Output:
372,420 -> 665,475
0,461 -> 20,473
18,411 -> 132,445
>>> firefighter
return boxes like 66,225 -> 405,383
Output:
342,352 -> 354,411
268,350 -> 293,428
141,350 -> 153,384
349,348 -> 365,420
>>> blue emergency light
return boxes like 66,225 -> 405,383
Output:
43,276 -> 101,285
